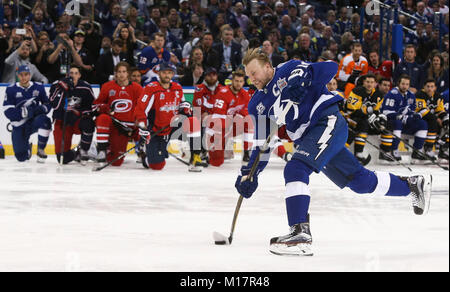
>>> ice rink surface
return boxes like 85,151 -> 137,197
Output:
0,154 -> 448,272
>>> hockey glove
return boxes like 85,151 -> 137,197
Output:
33,104 -> 49,117
347,69 -> 362,84
179,101 -> 193,117
138,122 -> 151,144
21,104 -> 35,119
284,66 -> 312,104
235,165 -> 258,199
368,113 -> 387,132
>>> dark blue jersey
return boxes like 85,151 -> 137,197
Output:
3,82 -> 50,127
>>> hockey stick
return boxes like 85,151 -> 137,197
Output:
92,125 -> 170,172
346,127 -> 414,172
213,119 -> 285,246
59,98 -> 68,165
385,129 -> 449,171
168,152 -> 190,166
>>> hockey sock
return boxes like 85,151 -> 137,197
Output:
392,130 -> 402,150
354,133 -> 367,154
413,131 -> 427,150
37,129 -> 50,150
380,134 -> 393,152
285,182 -> 311,226
385,174 -> 410,197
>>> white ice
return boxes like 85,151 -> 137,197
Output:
0,154 -> 448,272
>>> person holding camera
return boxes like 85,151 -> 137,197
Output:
78,17 -> 102,61
113,21 -> 137,66
46,32 -> 84,82
2,38 -> 48,84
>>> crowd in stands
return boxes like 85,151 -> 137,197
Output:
0,0 -> 449,167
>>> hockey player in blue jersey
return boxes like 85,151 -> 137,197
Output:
380,75 -> 429,164
137,32 -> 171,84
3,65 -> 52,163
235,49 -> 433,256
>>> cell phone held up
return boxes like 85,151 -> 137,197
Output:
56,35 -> 70,49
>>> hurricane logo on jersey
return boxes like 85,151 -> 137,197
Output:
111,99 -> 133,113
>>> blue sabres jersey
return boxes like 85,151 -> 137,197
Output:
249,60 -> 342,145
381,87 -> 416,118
3,82 -> 50,127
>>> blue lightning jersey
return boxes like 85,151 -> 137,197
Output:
381,87 -> 417,119
247,60 -> 342,174
3,82 -> 50,128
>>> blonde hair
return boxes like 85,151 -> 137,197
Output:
242,48 -> 271,67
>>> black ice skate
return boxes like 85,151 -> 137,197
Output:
378,151 -> 395,164
411,149 -> 428,164
242,150 -> 250,163
269,218 -> 313,256
36,148 -> 47,163
97,150 -> 107,167
356,152 -> 371,166
403,175 -> 433,215
79,149 -> 89,166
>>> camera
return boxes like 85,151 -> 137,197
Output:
82,23 -> 92,31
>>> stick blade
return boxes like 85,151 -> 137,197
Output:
213,231 -> 230,245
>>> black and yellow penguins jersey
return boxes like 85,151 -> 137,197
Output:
345,86 -> 384,117
415,90 -> 445,118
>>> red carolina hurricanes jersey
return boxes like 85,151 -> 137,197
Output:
368,60 -> 393,81
134,81 -> 184,136
95,81 -> 143,124
211,86 -> 251,118
193,83 -> 226,115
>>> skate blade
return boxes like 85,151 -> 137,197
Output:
269,243 -> 313,256
423,174 -> 433,215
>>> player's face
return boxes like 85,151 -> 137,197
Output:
424,82 -> 436,96
115,66 -> 129,83
327,79 -> 338,91
204,72 -> 218,86
369,52 -> 379,66
159,69 -> 174,84
232,76 -> 245,92
154,36 -> 165,51
69,68 -> 81,83
352,46 -> 362,59
379,81 -> 391,94
398,78 -> 410,93
404,48 -> 416,62
130,71 -> 141,84
245,59 -> 273,90
18,72 -> 31,85
363,77 -> 376,92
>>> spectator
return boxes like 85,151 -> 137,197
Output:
100,2 -> 124,38
46,33 -> 84,82
289,33 -> 318,62
234,1 -> 250,32
213,25 -> 242,84
29,6 -> 55,36
234,27 -> 249,57
99,36 -> 112,56
393,45 -> 423,94
279,15 -> 298,40
2,40 -> 48,84
426,53 -> 449,93
32,31 -> 55,80
200,32 -> 221,71
316,26 -> 335,54
78,17 -> 102,61
179,0 -> 193,25
325,10 -> 340,36
72,30 -> 95,84
113,22 -> 138,66
96,38 -> 130,85
168,8 -> 184,41
336,6 -> 351,35
288,4 -> 301,28
158,16 -> 183,60
261,40 -> 284,67
182,25 -> 203,63
180,62 -> 204,86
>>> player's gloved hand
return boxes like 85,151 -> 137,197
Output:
33,104 -> 48,117
369,113 -> 387,132
348,69 -> 362,84
179,101 -> 193,116
21,104 -> 35,119
235,165 -> 258,199
284,66 -> 312,104
138,122 -> 151,144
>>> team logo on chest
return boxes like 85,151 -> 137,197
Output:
256,102 -> 266,115
111,99 -> 133,113
33,90 -> 40,97
109,90 -> 116,97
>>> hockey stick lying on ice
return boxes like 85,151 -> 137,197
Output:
213,101 -> 294,245
168,152 -> 189,166
92,125 -> 170,172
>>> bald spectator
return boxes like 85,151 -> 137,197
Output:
279,15 -> 297,40
317,26 -> 336,54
